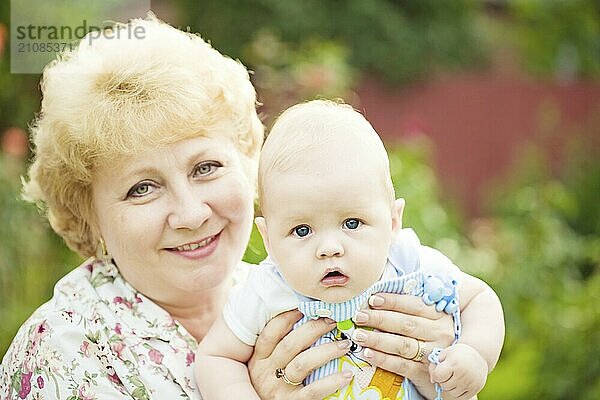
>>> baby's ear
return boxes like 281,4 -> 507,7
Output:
254,216 -> 271,254
391,198 -> 405,234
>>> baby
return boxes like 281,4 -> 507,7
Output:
196,100 -> 504,399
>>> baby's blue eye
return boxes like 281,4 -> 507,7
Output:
293,225 -> 311,237
343,219 -> 361,230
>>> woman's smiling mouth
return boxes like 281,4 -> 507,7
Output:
166,232 -> 221,259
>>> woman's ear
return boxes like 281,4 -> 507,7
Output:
254,216 -> 271,254
391,198 -> 405,234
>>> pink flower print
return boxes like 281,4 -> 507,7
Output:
18,371 -> 32,399
80,341 -> 90,357
113,296 -> 133,309
111,341 -> 126,360
106,366 -> 124,387
32,321 -> 49,343
107,371 -> 123,386
134,295 -> 142,303
77,382 -> 96,400
186,351 -> 195,367
23,354 -> 36,374
113,323 -> 122,335
148,348 -> 164,365
36,376 -> 44,389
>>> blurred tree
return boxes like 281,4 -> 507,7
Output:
470,137 -> 600,399
176,0 -> 486,84
0,153 -> 81,357
0,1 -> 39,137
509,0 -> 600,80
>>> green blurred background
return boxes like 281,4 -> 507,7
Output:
1,1 -> 599,398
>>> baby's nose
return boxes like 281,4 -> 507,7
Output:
316,236 -> 344,258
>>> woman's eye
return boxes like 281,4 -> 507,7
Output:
292,225 -> 311,238
343,218 -> 361,230
193,161 -> 222,177
126,182 -> 154,198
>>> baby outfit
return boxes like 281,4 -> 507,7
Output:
224,229 -> 462,400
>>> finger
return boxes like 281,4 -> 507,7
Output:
351,328 -> 421,360
368,293 -> 442,320
439,378 -> 457,392
254,310 -> 303,359
445,386 -> 469,400
298,371 -> 354,399
285,339 -> 352,383
455,391 -> 475,400
430,362 -> 453,383
270,317 -> 337,367
361,347 -> 426,378
452,390 -> 475,400
428,363 -> 436,383
440,371 -> 474,397
437,346 -> 449,363
354,309 -> 448,342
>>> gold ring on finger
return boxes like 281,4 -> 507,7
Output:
410,339 -> 426,362
275,367 -> 302,386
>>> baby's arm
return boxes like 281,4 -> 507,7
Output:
455,272 -> 505,371
195,316 -> 260,400
429,272 -> 505,399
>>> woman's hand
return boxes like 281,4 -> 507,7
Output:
248,310 -> 354,399
349,293 -> 456,399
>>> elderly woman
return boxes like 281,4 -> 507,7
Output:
0,16 -> 460,399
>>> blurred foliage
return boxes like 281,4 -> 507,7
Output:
508,0 -> 600,80
466,138 -> 600,399
0,1 -> 39,131
245,32 -> 357,125
176,0 -> 486,85
0,155 -> 81,357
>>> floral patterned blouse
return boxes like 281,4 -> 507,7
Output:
1,257 -> 242,400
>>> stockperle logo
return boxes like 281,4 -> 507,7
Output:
10,0 -> 150,74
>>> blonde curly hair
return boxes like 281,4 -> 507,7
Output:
23,15 -> 264,257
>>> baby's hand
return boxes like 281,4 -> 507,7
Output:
428,343 -> 488,400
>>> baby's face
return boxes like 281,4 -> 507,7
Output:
257,151 -> 397,303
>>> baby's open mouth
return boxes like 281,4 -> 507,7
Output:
320,270 -> 349,287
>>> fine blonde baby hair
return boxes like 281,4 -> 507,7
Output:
258,99 -> 394,212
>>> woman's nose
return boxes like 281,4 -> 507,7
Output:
316,235 -> 345,259
167,187 -> 212,230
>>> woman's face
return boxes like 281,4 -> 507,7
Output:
91,135 -> 255,305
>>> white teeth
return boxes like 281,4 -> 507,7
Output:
174,236 -> 214,252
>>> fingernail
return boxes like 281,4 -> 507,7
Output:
337,340 -> 351,349
363,348 -> 374,358
353,311 -> 368,324
342,370 -> 354,380
324,318 -> 336,325
351,329 -> 367,342
369,295 -> 384,307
